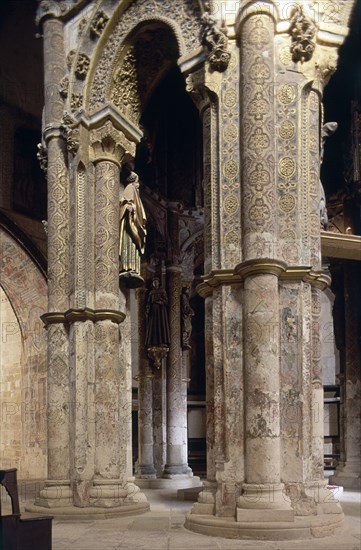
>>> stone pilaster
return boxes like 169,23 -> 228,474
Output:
136,285 -> 156,478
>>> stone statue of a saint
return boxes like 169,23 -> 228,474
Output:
145,278 -> 170,348
119,167 -> 147,287
181,286 -> 194,350
319,122 -> 338,230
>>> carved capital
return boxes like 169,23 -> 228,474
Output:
90,120 -> 134,166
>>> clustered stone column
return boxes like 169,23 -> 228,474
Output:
187,1 -> 347,539
163,266 -> 189,476
136,283 -> 156,478
36,13 -> 72,508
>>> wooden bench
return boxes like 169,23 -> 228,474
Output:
0,468 -> 53,550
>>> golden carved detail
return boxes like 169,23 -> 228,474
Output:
224,195 -> 239,215
224,159 -> 238,179
223,124 -> 237,142
249,163 -> 270,188
279,194 -> 296,213
279,120 -> 295,140
278,84 -> 296,104
223,88 -> 237,108
278,157 -> 296,178
279,46 -> 293,66
248,127 -> 270,150
225,230 -> 240,249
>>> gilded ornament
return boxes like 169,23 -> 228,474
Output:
279,194 -> 296,213
248,127 -> 270,150
278,157 -> 296,178
278,84 -> 296,104
223,124 -> 237,142
249,57 -> 271,84
224,159 -> 238,179
225,230 -> 240,249
279,46 -> 293,66
249,199 -> 271,226
249,163 -> 270,188
279,120 -> 295,140
223,88 -> 237,108
249,92 -> 268,121
224,195 -> 239,215
249,19 -> 269,49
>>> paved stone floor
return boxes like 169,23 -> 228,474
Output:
3,483 -> 360,550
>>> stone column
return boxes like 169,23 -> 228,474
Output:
88,121 -> 147,507
136,285 -> 156,478
163,266 -> 190,476
331,262 -> 361,488
36,13 -> 72,508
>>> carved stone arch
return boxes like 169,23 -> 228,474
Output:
108,20 -> 182,125
87,0 -> 203,115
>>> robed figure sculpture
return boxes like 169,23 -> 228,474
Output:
119,167 -> 147,287
145,278 -> 170,368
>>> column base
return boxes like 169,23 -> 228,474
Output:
136,464 -> 157,479
330,461 -> 361,489
237,483 -> 294,523
185,512 -> 344,540
33,480 -> 73,508
135,475 -> 202,490
28,478 -> 149,517
163,463 -> 192,476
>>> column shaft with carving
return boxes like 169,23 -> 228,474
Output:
36,14 -> 72,508
136,285 -> 156,478
163,266 -> 189,475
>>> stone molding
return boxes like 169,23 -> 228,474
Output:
197,263 -> 331,296
41,308 -> 126,326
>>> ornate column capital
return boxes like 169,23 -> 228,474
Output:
88,110 -> 138,166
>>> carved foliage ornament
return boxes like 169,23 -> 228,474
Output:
61,112 -> 79,154
201,10 -> 230,72
90,10 -> 109,38
37,143 -> 48,174
289,5 -> 316,63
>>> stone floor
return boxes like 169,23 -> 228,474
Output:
2,482 -> 360,549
